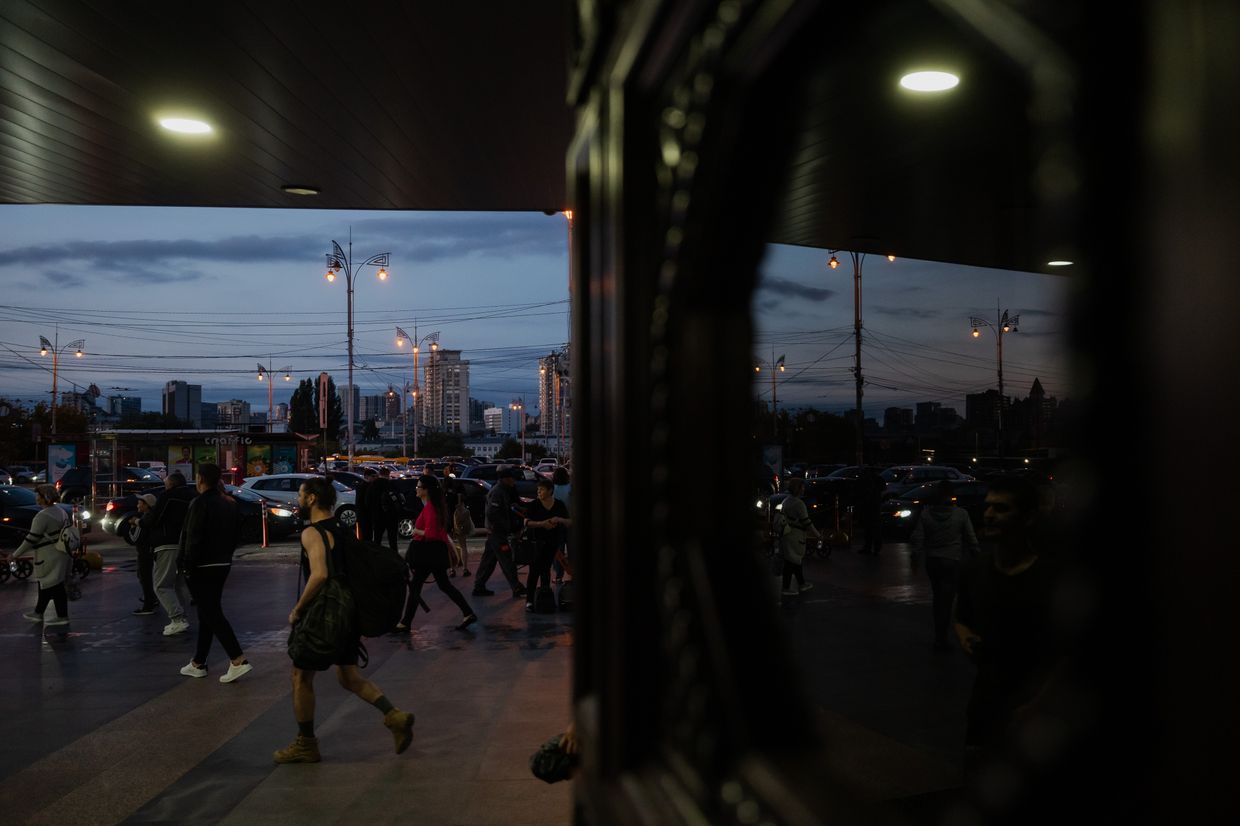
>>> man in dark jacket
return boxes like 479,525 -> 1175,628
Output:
355,468 -> 377,541
369,467 -> 400,552
150,471 -> 196,635
472,467 -> 526,598
177,463 -> 251,684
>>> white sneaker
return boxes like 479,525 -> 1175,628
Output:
22,612 -> 43,623
799,582 -> 814,593
180,661 -> 207,678
44,616 -> 69,626
219,661 -> 253,684
163,619 -> 189,636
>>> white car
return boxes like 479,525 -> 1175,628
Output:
240,473 -> 358,527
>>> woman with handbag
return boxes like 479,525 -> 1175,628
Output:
15,485 -> 71,626
395,474 -> 477,632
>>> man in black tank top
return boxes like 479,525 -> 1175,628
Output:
274,477 -> 416,765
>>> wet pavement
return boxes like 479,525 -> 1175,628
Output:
0,530 -> 972,824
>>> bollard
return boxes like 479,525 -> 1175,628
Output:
261,498 -> 269,548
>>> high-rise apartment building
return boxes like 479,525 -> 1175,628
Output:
537,350 -> 571,439
163,381 -> 202,427
108,395 -> 141,418
217,399 -> 251,427
483,405 -> 521,435
424,349 -> 470,433
338,384 -> 361,424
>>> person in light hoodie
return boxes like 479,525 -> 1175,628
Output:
911,481 -> 980,651
15,485 -> 71,626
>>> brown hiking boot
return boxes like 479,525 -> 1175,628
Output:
383,709 -> 416,755
273,734 -> 321,764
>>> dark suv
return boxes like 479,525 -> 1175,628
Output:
55,466 -> 164,503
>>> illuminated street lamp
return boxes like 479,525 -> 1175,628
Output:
753,353 -> 786,432
510,399 -> 526,464
38,330 -> 85,438
257,362 -> 292,433
396,325 -> 440,456
324,235 -> 390,468
969,301 -> 1020,461
827,249 -> 894,465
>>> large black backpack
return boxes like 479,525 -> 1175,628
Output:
314,524 -> 408,637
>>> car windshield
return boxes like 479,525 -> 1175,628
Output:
881,467 -> 910,482
0,486 -> 38,505
229,487 -> 263,502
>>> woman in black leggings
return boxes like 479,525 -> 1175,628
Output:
396,474 -> 476,632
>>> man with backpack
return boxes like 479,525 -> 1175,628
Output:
275,476 -> 416,765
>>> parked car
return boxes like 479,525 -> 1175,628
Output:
880,480 -> 991,539
325,470 -> 367,491
385,476 -> 491,538
0,468 -> 11,486
458,463 -> 542,499
55,466 -> 164,504
806,463 -> 846,479
766,479 -> 856,533
99,485 -> 300,544
135,460 -> 167,478
881,465 -> 976,499
0,485 -> 92,546
240,473 -> 358,527
4,465 -> 38,484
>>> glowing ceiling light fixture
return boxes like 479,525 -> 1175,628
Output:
899,71 -> 960,93
158,117 -> 213,134
1047,260 -> 1074,267
828,254 -> 840,269
281,184 -> 320,196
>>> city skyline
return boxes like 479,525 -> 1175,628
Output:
0,205 -> 1070,420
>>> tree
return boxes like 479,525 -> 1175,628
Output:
495,438 -> 522,460
288,378 -> 317,434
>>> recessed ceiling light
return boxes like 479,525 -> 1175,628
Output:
158,117 -> 213,134
281,185 -> 321,196
899,71 -> 960,93
1047,260 -> 1074,267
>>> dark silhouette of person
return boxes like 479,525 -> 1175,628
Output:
954,476 -> 1063,775
857,467 -> 885,555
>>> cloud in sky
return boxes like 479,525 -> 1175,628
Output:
756,275 -> 835,303
871,306 -> 943,321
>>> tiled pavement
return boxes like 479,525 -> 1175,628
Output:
0,533 -> 972,824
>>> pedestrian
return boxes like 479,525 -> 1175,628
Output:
149,471 -> 195,636
778,478 -> 821,596
355,468 -> 377,542
177,463 -> 252,684
854,467 -> 885,555
443,478 -> 464,576
396,474 -> 477,632
370,467 -> 401,552
129,493 -> 160,616
452,484 -> 474,578
954,476 -> 1064,774
15,485 -> 71,626
471,467 -> 526,599
910,481 -> 980,651
522,478 -> 571,611
275,476 -> 417,764
551,466 -> 571,583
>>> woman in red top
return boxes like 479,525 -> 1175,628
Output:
396,474 -> 477,632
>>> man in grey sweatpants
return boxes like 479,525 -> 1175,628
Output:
150,471 -> 196,636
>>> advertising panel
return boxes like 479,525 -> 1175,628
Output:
246,445 -> 272,477
195,444 -> 217,468
48,444 -> 76,484
169,445 -> 194,480
272,445 -> 296,475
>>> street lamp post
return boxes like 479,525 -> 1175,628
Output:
510,399 -> 526,463
753,352 -> 785,438
387,382 -> 415,457
256,361 -> 291,433
970,301 -> 1019,462
827,250 -> 894,466
324,235 -> 390,469
396,325 -> 439,457
38,330 -> 85,438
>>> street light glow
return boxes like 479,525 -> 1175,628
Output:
1047,260 -> 1073,267
325,271 -> 335,282
377,267 -> 388,280
158,117 -> 213,134
828,255 -> 839,269
899,71 -> 960,92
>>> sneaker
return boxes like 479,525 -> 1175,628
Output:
383,709 -> 416,755
132,605 -> 157,616
180,661 -> 208,678
780,588 -> 798,596
799,582 -> 814,593
220,661 -> 253,684
472,588 -> 495,596
456,614 -> 477,631
163,619 -> 189,636
526,602 -> 535,612
44,616 -> 69,626
22,612 -> 43,623
273,734 -> 321,764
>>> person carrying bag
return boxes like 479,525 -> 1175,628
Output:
15,485 -> 71,626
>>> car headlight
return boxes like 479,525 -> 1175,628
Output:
897,509 -> 912,518
271,508 -> 295,518
755,499 -> 765,509
774,503 -> 783,511
78,510 -> 91,520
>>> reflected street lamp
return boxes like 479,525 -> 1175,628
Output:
969,301 -> 1019,461
324,235 -> 390,468
510,399 -> 526,463
753,352 -> 785,437
38,330 -> 85,438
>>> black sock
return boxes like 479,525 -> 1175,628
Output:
298,720 -> 315,738
372,695 -> 395,715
